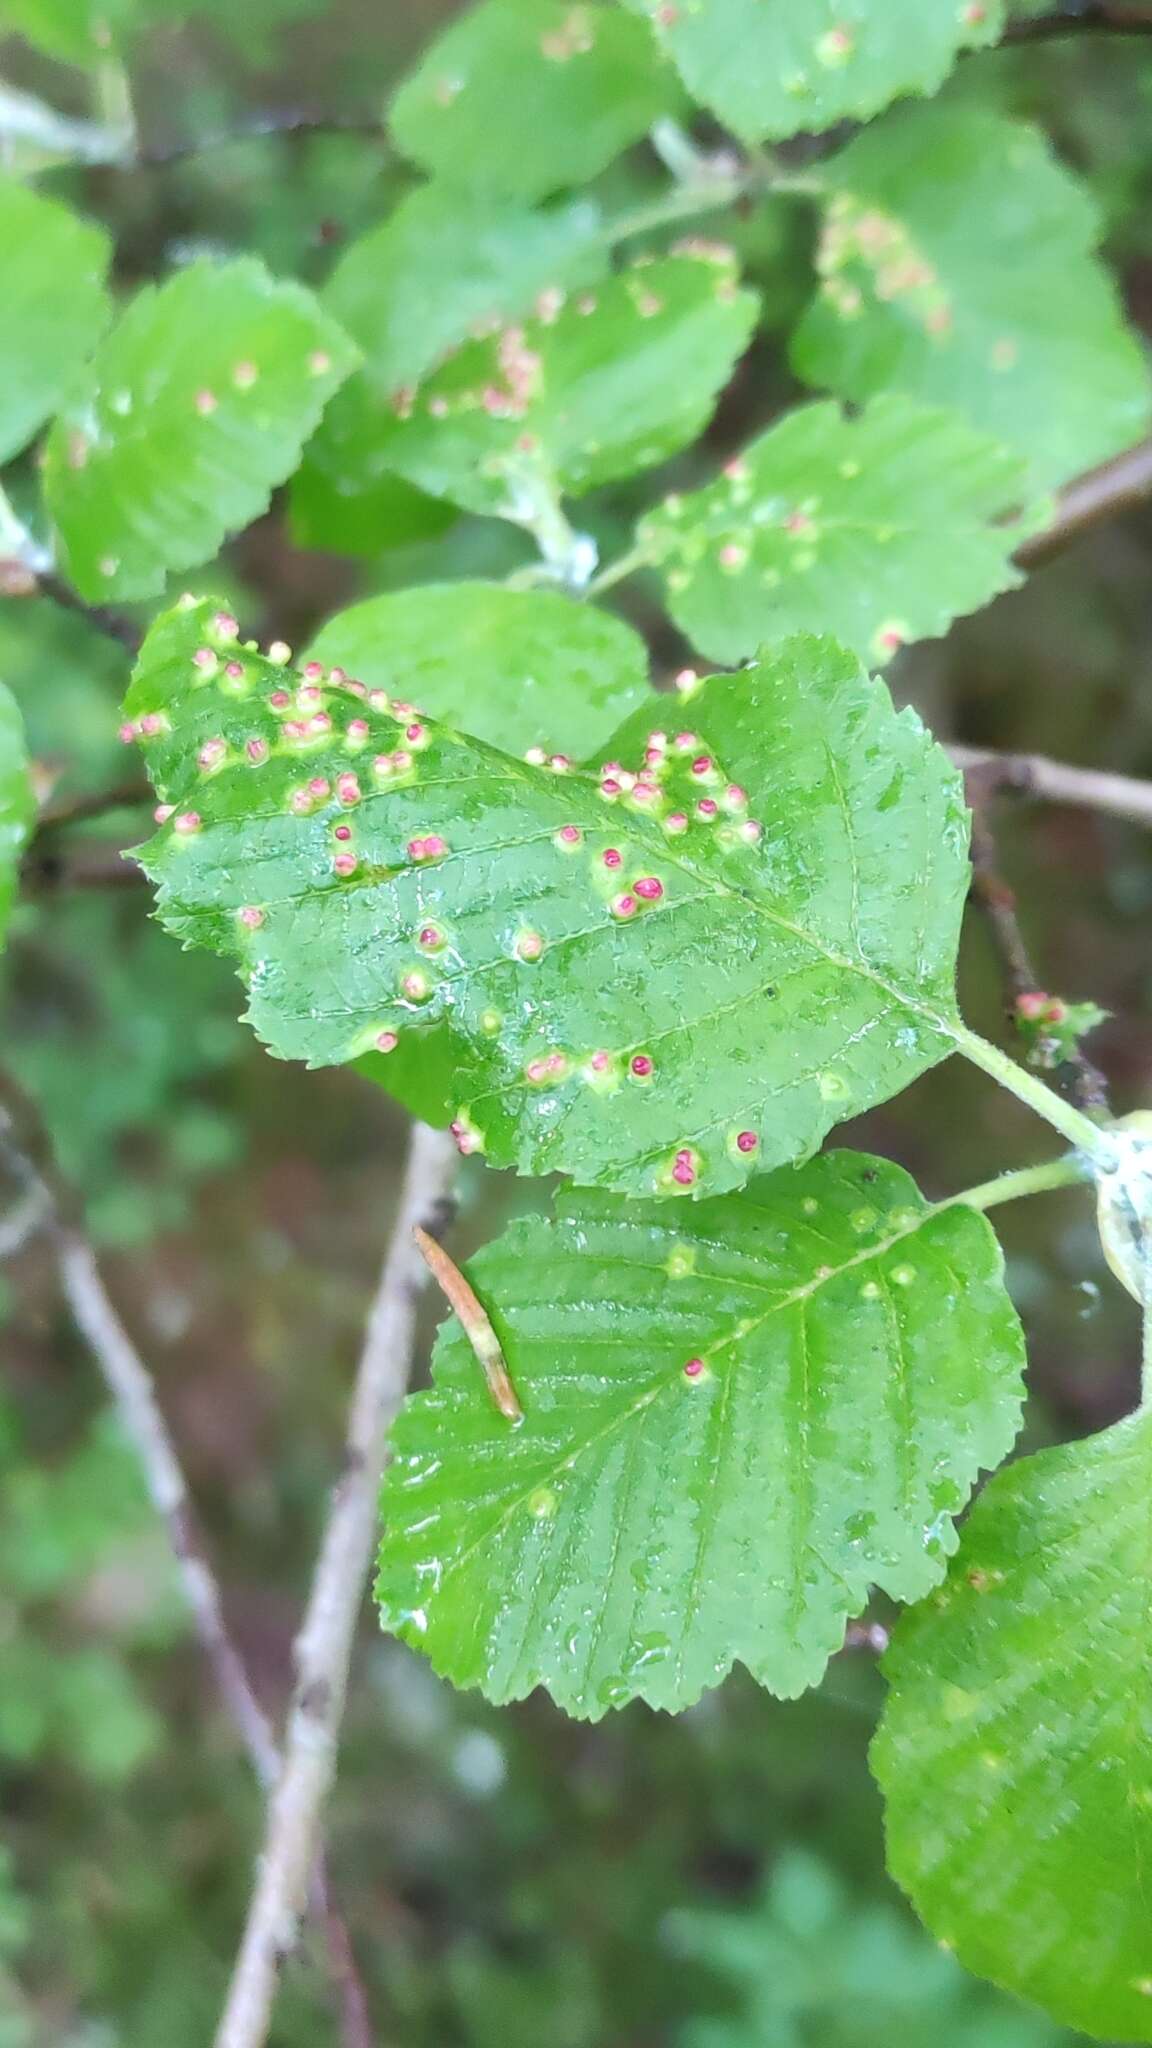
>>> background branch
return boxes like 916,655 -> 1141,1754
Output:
1001,4 -> 1152,44
950,745 -> 1152,829
33,780 -> 151,832
967,811 -> 1042,1006
215,1121 -> 459,2048
132,110 -> 391,167
28,570 -> 143,653
1013,438 -> 1152,568
965,810 -> 1110,1115
0,1076 -> 375,2047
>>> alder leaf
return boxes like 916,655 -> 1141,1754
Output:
639,396 -> 1043,669
793,106 -> 1151,487
375,1152 -> 1026,1715
0,176 -> 110,464
294,186 -> 604,539
621,0 -> 1002,147
874,1414 -> 1152,2042
376,248 -> 759,522
0,686 -> 34,951
390,0 -> 680,201
125,600 -> 969,1197
321,187 -> 604,399
43,259 -> 359,602
305,581 -> 653,755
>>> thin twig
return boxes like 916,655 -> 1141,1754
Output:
949,745 -> 1152,829
0,1181 -> 51,1259
1001,4 -> 1152,44
29,570 -> 142,653
965,806 -> 1110,1115
0,1076 -> 375,2047
33,780 -> 151,832
214,1121 -> 459,2048
20,842 -> 147,892
0,1079 -> 280,1781
967,810 -> 1042,1006
1013,438 -> 1152,568
57,1233 -> 286,1772
132,111 -> 391,168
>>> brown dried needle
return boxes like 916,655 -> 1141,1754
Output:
412,1224 -> 523,1421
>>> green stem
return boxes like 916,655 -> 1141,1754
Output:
947,1154 -> 1089,1215
647,117 -> 723,187
600,178 -> 746,250
505,463 -> 592,585
948,1020 -> 1116,1164
586,543 -> 654,597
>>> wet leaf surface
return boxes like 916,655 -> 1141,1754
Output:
376,1152 -> 1025,1714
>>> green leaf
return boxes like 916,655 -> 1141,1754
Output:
377,248 -> 759,522
1,0 -> 311,63
0,687 -> 33,953
0,0 -> 131,65
621,0 -> 1002,146
43,258 -> 359,602
874,1414 -> 1152,2041
305,581 -> 653,755
390,0 -> 679,202
324,186 -> 605,398
638,396 -> 1042,669
0,176 -> 110,464
375,1151 -> 1025,1714
793,106 -> 1151,487
126,600 -> 970,1197
295,186 -> 605,538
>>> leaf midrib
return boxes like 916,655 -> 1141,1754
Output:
404,1200 -> 948,1592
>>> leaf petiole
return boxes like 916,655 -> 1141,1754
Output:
585,543 -> 654,597
948,1021 -> 1117,1166
946,1154 -> 1090,1215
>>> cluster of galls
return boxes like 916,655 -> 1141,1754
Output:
815,193 -> 953,341
137,603 -> 771,1194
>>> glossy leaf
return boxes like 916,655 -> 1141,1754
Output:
296,186 -> 604,533
43,258 -> 359,602
622,0 -> 1002,146
639,396 -> 1042,668
875,1414 -> 1152,2041
126,601 -> 969,1197
793,106 -> 1150,487
0,686 -> 33,951
0,177 -> 110,464
378,248 -> 759,521
375,1152 -> 1026,1714
305,581 -> 653,755
390,0 -> 679,201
